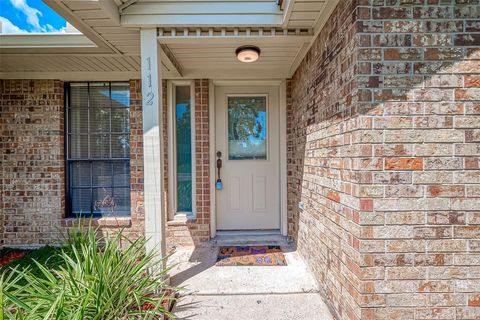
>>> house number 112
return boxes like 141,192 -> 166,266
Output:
145,56 -> 155,106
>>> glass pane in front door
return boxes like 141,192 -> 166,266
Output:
227,96 -> 267,160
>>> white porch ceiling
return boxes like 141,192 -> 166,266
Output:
158,27 -> 313,78
168,43 -> 300,78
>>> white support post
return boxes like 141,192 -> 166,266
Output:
140,28 -> 166,263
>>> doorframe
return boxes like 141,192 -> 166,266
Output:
209,79 -> 288,238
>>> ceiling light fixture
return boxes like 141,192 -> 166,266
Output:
236,45 -> 261,63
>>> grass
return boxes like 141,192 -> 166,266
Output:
1,246 -> 65,272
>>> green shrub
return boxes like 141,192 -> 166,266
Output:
1,225 -> 176,320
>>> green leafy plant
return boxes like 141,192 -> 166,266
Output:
1,224 -> 176,320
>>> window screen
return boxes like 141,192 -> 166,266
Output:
66,82 -> 131,217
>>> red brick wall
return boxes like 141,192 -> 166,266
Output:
127,79 -> 146,239
1,80 -> 145,245
0,80 -> 65,246
0,78 -> 210,248
289,1 -> 480,320
357,3 -> 480,320
166,79 -> 211,246
288,1 -> 361,318
194,79 -> 211,242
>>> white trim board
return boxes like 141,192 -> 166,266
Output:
0,34 -> 95,48
279,79 -> 288,236
0,71 -> 139,81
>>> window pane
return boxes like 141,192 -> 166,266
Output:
177,179 -> 192,212
70,84 -> 88,109
111,83 -> 130,108
69,135 -> 89,158
92,188 -> 114,216
111,134 -> 130,158
71,188 -> 92,215
90,107 -> 111,133
111,108 -> 130,133
113,162 -> 130,187
175,86 -> 192,212
68,108 -> 88,133
89,83 -> 110,109
113,188 -> 131,215
228,96 -> 267,160
92,162 -> 112,187
71,162 -> 91,187
90,134 -> 110,158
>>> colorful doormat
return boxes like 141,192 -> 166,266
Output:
216,246 -> 287,266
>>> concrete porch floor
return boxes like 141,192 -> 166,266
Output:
168,243 -> 335,320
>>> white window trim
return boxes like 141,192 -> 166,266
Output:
167,80 -> 196,221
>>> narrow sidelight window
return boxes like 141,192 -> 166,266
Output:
174,86 -> 193,213
66,82 -> 131,217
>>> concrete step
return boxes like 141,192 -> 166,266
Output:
212,232 -> 290,246
174,293 -> 335,320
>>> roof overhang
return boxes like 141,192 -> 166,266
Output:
121,1 -> 283,27
43,0 -> 122,54
0,0 -> 340,80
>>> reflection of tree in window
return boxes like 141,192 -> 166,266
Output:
89,85 -> 130,157
228,97 -> 267,160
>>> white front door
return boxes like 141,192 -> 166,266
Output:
215,85 -> 280,230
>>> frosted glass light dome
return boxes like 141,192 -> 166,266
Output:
236,45 -> 261,63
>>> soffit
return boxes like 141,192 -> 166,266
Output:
283,0 -> 328,28
45,0 -> 141,56
0,54 -> 139,72
0,54 -> 141,80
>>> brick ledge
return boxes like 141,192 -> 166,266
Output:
62,217 -> 132,228
167,214 -> 195,226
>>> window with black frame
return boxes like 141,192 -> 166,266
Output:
66,82 -> 131,217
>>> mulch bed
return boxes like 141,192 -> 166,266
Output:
216,245 -> 287,266
139,290 -> 178,319
0,250 -> 26,267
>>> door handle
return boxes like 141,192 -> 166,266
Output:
216,151 -> 223,190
